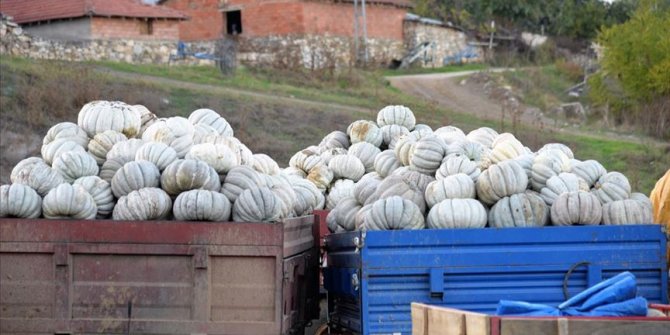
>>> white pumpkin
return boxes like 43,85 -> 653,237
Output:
99,156 -> 132,183
393,135 -> 416,166
355,204 -> 373,230
251,154 -> 280,176
593,172 -> 631,204
392,166 -> 435,193
73,176 -> 114,218
348,142 -> 381,173
307,163 -> 334,192
186,143 -> 238,175
426,199 -> 487,229
111,160 -> 161,198
52,151 -> 99,183
283,167 -> 308,179
353,172 -> 383,205
362,196 -> 425,231
161,159 -> 221,196
425,174 -> 476,208
466,127 -> 499,148
173,189 -> 232,221
538,143 -> 574,159
135,104 -> 158,135
550,191 -> 602,226
270,181 -> 297,218
42,122 -> 88,148
191,123 -> 220,144
571,160 -> 607,187
42,184 -> 97,220
540,173 -> 590,205
113,187 -> 172,221
436,154 -> 481,182
319,130 -> 350,150
365,174 -> 426,214
326,179 -> 356,210
88,130 -> 128,165
376,105 -> 416,130
289,148 -> 323,173
319,147 -> 348,165
77,100 -> 142,138
410,126 -> 433,140
135,142 -> 178,172
487,134 -> 526,164
188,108 -> 234,137
434,126 -> 467,145
11,157 -> 65,196
476,160 -> 528,205
0,184 -> 42,218
328,155 -> 365,182
41,139 -> 86,165
602,199 -> 653,225
446,141 -> 489,169
631,192 -> 653,213
327,197 -> 361,232
106,138 -> 145,162
290,176 -> 324,216
142,117 -> 195,158
409,135 -> 447,175
374,149 -> 401,178
380,124 -> 410,149
489,191 -> 549,228
221,165 -> 267,202
232,186 -> 283,222
513,153 -> 536,180
347,120 -> 383,147
530,150 -> 571,191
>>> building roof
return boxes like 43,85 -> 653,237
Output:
0,0 -> 187,24
338,0 -> 413,9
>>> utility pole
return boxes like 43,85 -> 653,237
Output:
353,0 -> 368,66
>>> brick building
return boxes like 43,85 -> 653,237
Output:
0,0 -> 186,41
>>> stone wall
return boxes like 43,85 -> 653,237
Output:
403,20 -> 483,67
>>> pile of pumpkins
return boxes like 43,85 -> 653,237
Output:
1,100 -> 324,222
283,105 -> 654,231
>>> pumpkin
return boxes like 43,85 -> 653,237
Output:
362,196 -> 425,231
41,139 -> 85,165
425,174 -> 476,208
487,135 -> 526,164
99,156 -> 132,183
326,179 -> 356,210
434,126 -> 467,145
269,180 -> 297,218
347,120 -> 383,147
142,117 -> 195,158
307,163 -> 334,192
593,172 -> 631,204
392,166 -> 435,193
232,186 -> 283,222
538,143 -> 574,159
489,191 -> 549,228
52,150 -> 99,183
393,135 -> 416,166
11,157 -> 65,196
413,124 -> 433,133
283,167 -> 308,179
426,199 -> 487,229
365,174 -> 426,214
328,155 -> 365,182
135,142 -> 178,172
43,122 -> 89,148
111,160 -> 161,198
113,187 -> 172,220
188,108 -> 234,137
106,138 -> 145,162
540,172 -> 590,205
251,154 -> 280,176
186,143 -> 238,175
73,176 -> 114,218
0,184 -> 42,218
355,204 -> 372,230
571,160 -> 607,187
173,189 -> 232,222
650,169 -> 670,226
602,199 -> 652,225
161,159 -> 221,196
374,149 -> 401,178
466,127 -> 499,148
446,141 -> 489,169
409,135 -> 447,175
77,100 -> 142,138
513,153 -> 535,180
381,125 -> 410,149
327,197 -> 362,232
319,147 -> 348,165
476,160 -> 528,205
530,150 -> 571,191
319,130 -> 350,150
88,130 -> 128,165
221,165 -> 267,202
191,124 -> 220,144
42,184 -> 97,220
200,135 -> 248,164
376,105 -> 416,130
436,154 -> 481,182
354,172 -> 383,205
631,192 -> 653,213
348,142 -> 381,172
289,148 -> 323,173
135,104 -> 158,135
550,191 -> 602,226
290,176 -> 324,215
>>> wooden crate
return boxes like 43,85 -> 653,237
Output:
411,303 -> 670,335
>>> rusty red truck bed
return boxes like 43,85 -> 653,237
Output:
0,216 -> 319,335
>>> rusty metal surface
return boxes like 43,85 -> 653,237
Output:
0,216 -> 318,335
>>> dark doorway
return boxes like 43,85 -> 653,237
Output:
226,10 -> 242,35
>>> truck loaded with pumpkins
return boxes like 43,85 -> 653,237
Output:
0,102 -> 667,335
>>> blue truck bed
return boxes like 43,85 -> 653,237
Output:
324,225 -> 668,335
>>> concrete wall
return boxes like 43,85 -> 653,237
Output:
403,20 -> 483,67
91,17 -> 181,41
23,18 -> 91,41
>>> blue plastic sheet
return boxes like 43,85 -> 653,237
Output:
496,272 -> 648,317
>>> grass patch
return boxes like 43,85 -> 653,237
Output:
382,63 -> 488,76
501,64 -> 582,111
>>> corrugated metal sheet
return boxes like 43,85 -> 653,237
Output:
325,225 -> 668,335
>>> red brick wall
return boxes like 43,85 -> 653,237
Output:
302,2 -> 405,40
163,0 -> 224,41
227,0 -> 304,37
90,17 -> 180,40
